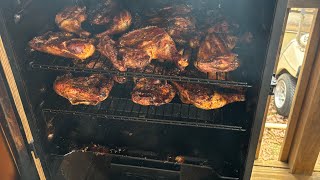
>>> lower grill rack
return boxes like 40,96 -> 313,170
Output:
41,92 -> 248,131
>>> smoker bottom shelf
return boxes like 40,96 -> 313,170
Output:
48,152 -> 239,180
41,91 -> 248,131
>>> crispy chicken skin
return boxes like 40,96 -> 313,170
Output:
96,35 -> 124,70
118,48 -> 151,70
96,34 -> 152,72
80,57 -> 128,84
195,33 -> 239,73
145,5 -> 198,47
166,17 -> 197,44
29,31 -> 95,60
132,78 -> 176,106
207,19 -> 240,50
88,0 -> 115,25
146,4 -> 192,17
89,0 -> 132,37
96,10 -> 132,37
54,74 -> 113,105
55,6 -> 91,37
172,81 -> 245,110
118,26 -> 188,70
132,65 -> 176,106
207,19 -> 233,34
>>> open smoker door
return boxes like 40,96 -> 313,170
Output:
0,0 -> 288,179
0,32 -> 43,179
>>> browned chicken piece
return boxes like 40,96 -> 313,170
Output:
96,35 -> 124,70
132,78 -> 176,106
54,74 -> 113,105
97,35 -> 149,74
132,65 -> 176,106
81,58 -> 128,84
145,4 -> 192,18
220,34 -> 238,50
89,0 -> 132,37
166,17 -> 197,45
145,5 -> 198,47
208,72 -> 228,80
195,33 -> 239,73
167,4 -> 193,15
118,48 -> 151,70
96,10 -> 132,37
206,19 -> 242,50
55,6 -> 91,37
119,26 -> 188,70
29,31 -> 95,60
207,19 -> 233,34
89,0 -> 115,25
82,58 -> 106,69
147,15 -> 195,37
172,81 -> 245,110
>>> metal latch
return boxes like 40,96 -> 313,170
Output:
29,140 -> 38,159
269,74 -> 277,95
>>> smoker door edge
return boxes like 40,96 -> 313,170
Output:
243,0 -> 289,179
0,35 -> 44,179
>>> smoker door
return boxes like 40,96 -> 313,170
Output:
243,0 -> 288,179
0,41 -> 39,179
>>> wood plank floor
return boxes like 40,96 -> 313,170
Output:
252,166 -> 320,180
252,160 -> 320,180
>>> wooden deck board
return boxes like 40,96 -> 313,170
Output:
252,166 -> 320,180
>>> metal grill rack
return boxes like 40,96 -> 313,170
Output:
28,52 -> 252,87
41,86 -> 248,131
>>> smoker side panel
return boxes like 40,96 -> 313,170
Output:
243,0 -> 288,179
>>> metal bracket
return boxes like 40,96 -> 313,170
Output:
14,0 -> 33,24
269,74 -> 277,95
29,140 -> 38,159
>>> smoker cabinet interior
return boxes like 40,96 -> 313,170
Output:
0,0 -> 286,179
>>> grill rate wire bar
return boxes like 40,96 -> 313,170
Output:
28,52 -> 252,87
41,90 -> 247,131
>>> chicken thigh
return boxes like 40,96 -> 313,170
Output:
29,31 -> 95,60
172,81 -> 245,110
89,0 -> 132,37
54,74 -> 114,105
118,26 -> 188,71
132,65 -> 176,106
195,33 -> 239,73
55,6 -> 91,37
145,5 -> 199,47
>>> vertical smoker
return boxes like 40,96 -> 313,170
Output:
0,0 -> 287,179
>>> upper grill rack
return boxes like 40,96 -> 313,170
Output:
28,52 -> 252,87
41,90 -> 247,131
